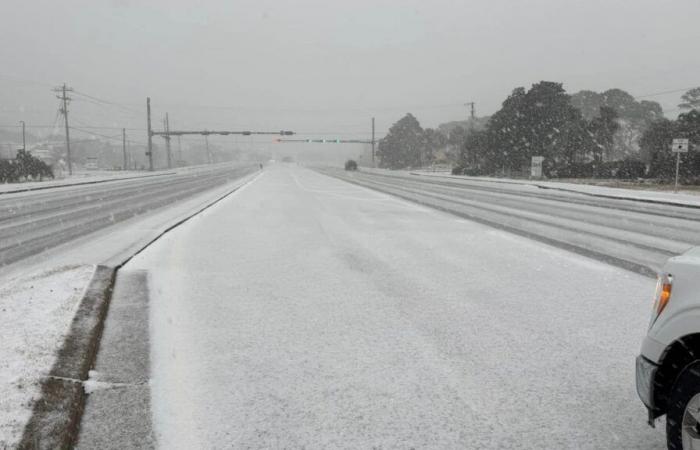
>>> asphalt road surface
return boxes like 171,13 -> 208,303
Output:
318,167 -> 700,277
121,165 -> 666,449
0,164 -> 257,267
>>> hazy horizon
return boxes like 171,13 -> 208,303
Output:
2,0 -> 700,159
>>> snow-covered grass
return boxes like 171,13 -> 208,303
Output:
0,265 -> 95,448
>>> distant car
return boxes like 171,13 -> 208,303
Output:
345,159 -> 358,171
637,247 -> 700,449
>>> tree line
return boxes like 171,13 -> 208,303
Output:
377,82 -> 700,181
0,149 -> 54,183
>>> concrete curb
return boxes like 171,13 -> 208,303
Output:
18,265 -> 117,450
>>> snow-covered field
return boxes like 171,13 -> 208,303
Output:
126,165 -> 666,448
0,265 -> 95,448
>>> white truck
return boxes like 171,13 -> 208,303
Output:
637,246 -> 700,449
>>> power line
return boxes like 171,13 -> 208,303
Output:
72,89 -> 141,114
635,86 -> 698,99
70,126 -> 147,146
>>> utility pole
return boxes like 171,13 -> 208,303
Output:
204,134 -> 211,164
121,128 -> 127,170
164,113 -> 172,169
464,101 -> 476,166
177,135 -> 182,165
371,117 -> 376,167
19,121 -> 25,151
54,83 -> 74,175
146,97 -> 154,171
465,102 -> 475,130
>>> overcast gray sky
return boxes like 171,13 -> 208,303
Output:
2,0 -> 700,148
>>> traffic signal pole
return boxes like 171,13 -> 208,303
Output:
146,98 -> 295,169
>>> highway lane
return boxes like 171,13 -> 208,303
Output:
317,168 -> 700,276
119,165 -> 664,448
0,164 -> 258,267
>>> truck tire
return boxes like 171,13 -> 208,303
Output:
667,361 -> 700,449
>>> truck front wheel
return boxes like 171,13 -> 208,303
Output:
667,361 -> 700,449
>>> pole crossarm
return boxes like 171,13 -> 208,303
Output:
276,138 -> 372,144
152,130 -> 295,137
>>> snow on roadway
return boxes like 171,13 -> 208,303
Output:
0,264 -> 95,448
0,162 -> 243,194
0,169 -> 160,194
127,165 -> 665,449
408,169 -> 700,207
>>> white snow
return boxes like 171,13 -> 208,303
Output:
0,170 -> 166,194
408,169 -> 700,207
0,264 -> 95,448
127,166 -> 666,448
82,370 -> 127,394
0,162 -> 245,195
0,170 -> 260,281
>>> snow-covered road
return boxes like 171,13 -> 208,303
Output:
0,163 -> 258,267
319,167 -> 700,276
125,165 -> 665,448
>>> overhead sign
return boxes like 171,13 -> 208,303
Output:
672,138 -> 689,153
531,156 -> 544,178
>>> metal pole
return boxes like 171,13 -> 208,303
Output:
371,117 -> 375,167
205,135 -> 211,164
122,128 -> 127,170
62,84 -> 72,175
19,121 -> 26,153
674,151 -> 681,193
165,113 -> 172,169
177,135 -> 182,165
146,97 -> 154,171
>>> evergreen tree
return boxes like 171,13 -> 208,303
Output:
377,113 -> 425,169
